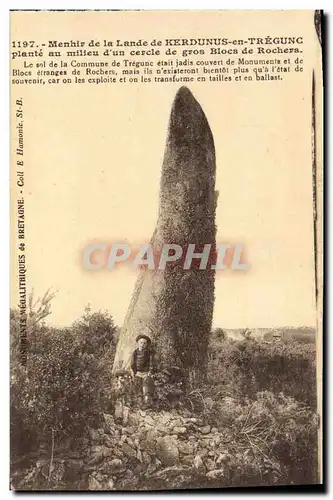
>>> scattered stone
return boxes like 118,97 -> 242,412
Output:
160,415 -> 170,425
204,397 -> 214,410
145,415 -> 155,426
123,406 -> 130,425
142,451 -> 151,465
88,475 -> 103,490
122,442 -> 137,460
172,419 -> 183,427
211,427 -> 218,434
193,455 -> 206,475
117,476 -> 139,490
103,436 -> 114,448
109,458 -> 123,468
156,425 -> 168,435
148,465 -> 194,489
198,448 -> 208,459
126,437 -> 135,448
173,426 -> 187,435
114,401 -> 123,421
112,447 -> 124,459
89,429 -> 104,441
95,472 -> 104,482
185,417 -> 198,423
149,465 -> 192,479
178,442 -> 194,455
216,453 -> 229,465
199,425 -> 211,435
103,413 -> 115,431
87,453 -> 104,465
206,468 -> 225,480
122,426 -> 135,435
181,455 -> 194,467
107,478 -> 115,490
204,458 -> 216,471
156,436 -> 179,466
181,408 -> 191,418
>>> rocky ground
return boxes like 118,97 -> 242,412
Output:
85,407 -> 232,491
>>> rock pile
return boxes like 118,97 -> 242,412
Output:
85,408 -> 231,490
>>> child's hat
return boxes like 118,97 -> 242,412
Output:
136,334 -> 152,344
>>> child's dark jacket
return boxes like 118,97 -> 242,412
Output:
130,347 -> 154,374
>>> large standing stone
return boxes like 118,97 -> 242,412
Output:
113,87 -> 217,386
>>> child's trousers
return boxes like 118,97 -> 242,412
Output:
134,371 -> 154,400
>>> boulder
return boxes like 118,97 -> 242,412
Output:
156,436 -> 179,466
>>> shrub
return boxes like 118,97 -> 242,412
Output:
204,391 -> 319,485
208,338 -> 317,408
10,305 -> 117,462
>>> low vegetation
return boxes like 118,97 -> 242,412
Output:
10,295 -> 318,490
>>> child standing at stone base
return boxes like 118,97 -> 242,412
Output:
130,334 -> 155,407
